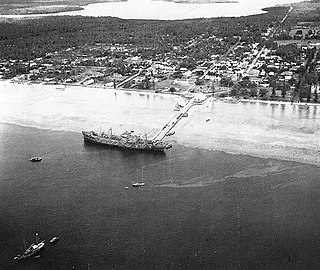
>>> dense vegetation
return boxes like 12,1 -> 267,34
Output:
0,8 -> 287,60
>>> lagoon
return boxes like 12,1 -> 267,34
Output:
0,0 -> 303,20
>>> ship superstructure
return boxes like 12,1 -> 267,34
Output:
14,233 -> 45,260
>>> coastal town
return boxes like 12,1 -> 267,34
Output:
0,2 -> 320,104
2,1 -> 320,270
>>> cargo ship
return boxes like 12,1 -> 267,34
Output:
82,129 -> 172,151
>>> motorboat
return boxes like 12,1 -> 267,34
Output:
29,157 -> 42,162
132,182 -> 145,187
49,237 -> 59,244
166,131 -> 175,137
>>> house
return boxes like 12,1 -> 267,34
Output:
153,63 -> 175,74
83,78 -> 94,86
182,70 -> 192,78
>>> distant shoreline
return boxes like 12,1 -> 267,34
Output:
0,0 -> 290,16
0,0 -> 125,16
0,5 -> 83,16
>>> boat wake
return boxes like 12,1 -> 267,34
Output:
154,161 -> 303,188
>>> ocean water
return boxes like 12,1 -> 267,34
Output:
0,0 -> 303,20
1,123 -> 320,269
1,82 -> 320,269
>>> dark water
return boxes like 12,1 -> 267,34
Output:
1,123 -> 320,270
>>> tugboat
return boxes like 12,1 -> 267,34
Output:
14,233 -> 45,260
29,157 -> 42,162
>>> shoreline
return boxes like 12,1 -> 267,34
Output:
0,0 -> 297,19
0,0 -> 126,16
5,79 -> 320,107
240,98 -> 320,107
2,79 -> 182,97
0,5 -> 83,16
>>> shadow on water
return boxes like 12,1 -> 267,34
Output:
82,140 -> 167,157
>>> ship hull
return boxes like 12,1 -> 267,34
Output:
14,241 -> 45,260
82,131 -> 172,152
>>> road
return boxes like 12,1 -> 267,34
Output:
116,72 -> 141,88
244,4 -> 293,75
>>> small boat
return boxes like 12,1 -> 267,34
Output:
132,182 -> 145,187
29,157 -> 42,162
34,255 -> 41,259
166,131 -> 175,137
206,118 -> 210,122
173,106 -> 180,111
56,85 -> 66,91
49,237 -> 59,244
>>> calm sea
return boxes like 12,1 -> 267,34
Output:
0,0 -> 303,20
1,123 -> 320,269
1,82 -> 320,269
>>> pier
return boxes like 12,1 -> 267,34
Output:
151,86 -> 231,142
116,72 -> 141,88
152,95 -> 210,141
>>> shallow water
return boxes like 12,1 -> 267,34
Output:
0,81 -> 319,165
